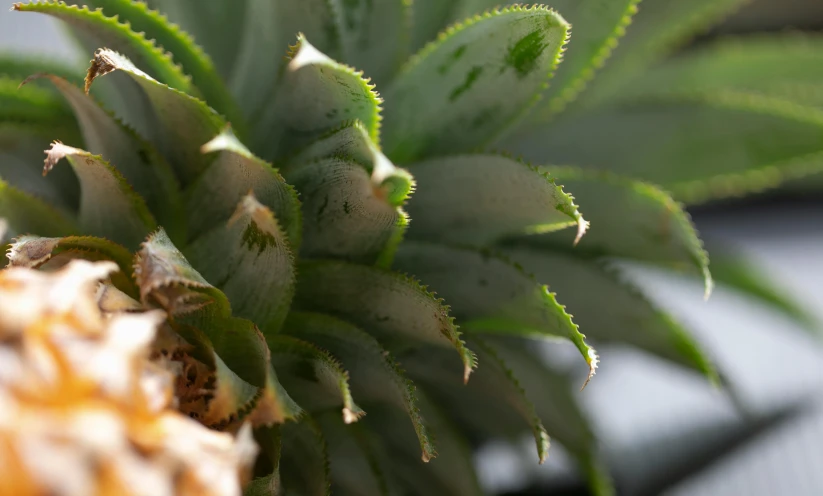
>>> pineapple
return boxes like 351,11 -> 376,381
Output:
0,258 -> 257,496
0,0 -> 818,495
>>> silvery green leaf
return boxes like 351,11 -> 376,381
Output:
383,5 -> 569,163
284,311 -> 435,463
393,241 -> 597,385
503,247 -> 716,380
513,168 -> 713,296
293,260 -> 477,383
405,154 -> 585,246
186,127 -> 302,246
0,178 -> 76,241
43,141 -> 156,250
84,48 -> 226,186
185,194 -> 296,334
232,0 -> 341,122
254,35 -> 381,159
332,0 -> 412,85
24,73 -> 184,241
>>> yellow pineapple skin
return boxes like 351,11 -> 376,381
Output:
0,260 -> 258,496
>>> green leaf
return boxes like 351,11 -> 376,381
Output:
44,141 -> 156,250
409,0 -> 455,52
503,247 -> 717,380
7,235 -> 137,297
706,244 -> 818,330
279,417 -> 331,496
12,2 -> 192,91
253,35 -> 382,160
617,34 -> 823,109
0,178 -> 76,240
67,0 -> 243,128
185,194 -> 296,334
144,0 -> 247,80
231,0 -> 341,123
315,411 -> 397,496
404,154 -> 586,246
0,54 -> 83,85
134,227 -> 229,315
186,127 -> 302,246
514,168 -> 713,296
487,337 -> 613,496
267,334 -> 364,423
402,338 -> 550,464
529,0 -> 641,119
0,76 -> 74,127
332,0 -> 412,85
0,129 -> 79,212
283,311 -> 435,463
362,396 -> 483,496
282,156 -> 408,266
393,241 -> 597,385
84,48 -> 226,186
246,425 -> 282,496
293,260 -> 477,383
508,97 -> 823,205
24,73 -> 184,241
382,5 -> 569,163
579,0 -> 749,105
247,362 -> 304,428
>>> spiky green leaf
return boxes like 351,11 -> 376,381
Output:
315,412 -> 397,496
25,73 -> 184,240
513,168 -> 713,295
254,35 -> 381,159
71,0 -> 243,126
186,127 -> 302,246
618,34 -> 823,108
268,334 -> 364,423
530,0 -> 641,119
511,97 -> 823,204
393,241 -> 597,384
43,141 -> 155,250
283,311 -> 434,463
488,338 -> 613,496
383,5 -> 569,163
0,178 -> 76,240
405,154 -> 585,246
84,48 -> 225,185
279,417 -> 331,496
283,156 -> 408,266
504,247 -> 717,380
580,0 -> 749,105
185,194 -> 296,334
231,0 -> 341,122
332,0 -> 412,85
403,338 -> 550,464
363,396 -> 483,495
293,260 -> 477,383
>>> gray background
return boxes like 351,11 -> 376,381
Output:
1,2 -> 821,494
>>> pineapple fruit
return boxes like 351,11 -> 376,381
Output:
1,0 -> 819,495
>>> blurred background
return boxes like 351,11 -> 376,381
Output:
1,0 -> 821,494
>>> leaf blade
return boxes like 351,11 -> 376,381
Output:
383,5 -> 569,163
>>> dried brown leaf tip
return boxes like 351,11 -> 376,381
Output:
85,48 -> 118,94
42,140 -> 82,176
6,236 -> 60,268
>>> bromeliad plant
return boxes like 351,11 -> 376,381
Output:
1,0 -> 819,495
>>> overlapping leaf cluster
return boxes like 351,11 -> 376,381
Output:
1,1 -> 819,495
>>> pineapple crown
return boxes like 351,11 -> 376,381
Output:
1,1 -> 820,495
